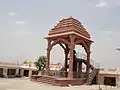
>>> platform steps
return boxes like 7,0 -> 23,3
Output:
31,75 -> 87,86
33,76 -> 61,85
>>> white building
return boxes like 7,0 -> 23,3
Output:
98,68 -> 120,86
0,62 -> 38,78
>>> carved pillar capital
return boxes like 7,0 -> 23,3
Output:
69,35 -> 75,44
46,48 -> 51,52
68,35 -> 76,49
47,39 -> 52,43
69,35 -> 76,40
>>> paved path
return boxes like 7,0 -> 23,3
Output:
0,78 -> 118,90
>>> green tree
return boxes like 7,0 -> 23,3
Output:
23,60 -> 28,64
34,56 -> 46,73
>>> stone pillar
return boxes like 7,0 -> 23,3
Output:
28,70 -> 32,79
85,43 -> 91,77
3,68 -> 8,77
68,35 -> 75,79
78,62 -> 82,78
15,68 -> 19,75
86,52 -> 90,76
98,75 -> 104,85
20,69 -> 24,76
45,40 -> 51,75
64,48 -> 69,77
96,73 -> 99,84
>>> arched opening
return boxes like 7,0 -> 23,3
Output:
48,43 -> 66,77
75,40 -> 89,54
69,45 -> 87,78
75,45 -> 87,68
50,44 -> 64,67
75,45 -> 87,59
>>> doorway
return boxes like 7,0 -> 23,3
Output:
92,76 -> 97,85
7,69 -> 16,75
104,77 -> 116,86
23,70 -> 29,77
32,71 -> 38,75
0,68 -> 3,75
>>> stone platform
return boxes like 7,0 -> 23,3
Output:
31,75 -> 87,86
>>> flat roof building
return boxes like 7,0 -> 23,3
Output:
0,61 -> 38,78
97,68 -> 120,86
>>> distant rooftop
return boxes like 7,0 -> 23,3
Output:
0,61 -> 37,70
0,61 -> 21,65
99,68 -> 120,75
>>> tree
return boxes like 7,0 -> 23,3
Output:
23,60 -> 28,64
23,61 -> 32,67
34,56 -> 46,73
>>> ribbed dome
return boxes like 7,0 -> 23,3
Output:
48,17 -> 91,39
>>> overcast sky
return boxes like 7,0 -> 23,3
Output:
0,0 -> 120,68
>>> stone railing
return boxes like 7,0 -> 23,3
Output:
100,68 -> 118,72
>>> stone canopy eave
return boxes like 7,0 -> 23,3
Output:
44,31 -> 94,43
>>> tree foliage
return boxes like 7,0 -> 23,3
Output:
34,56 -> 46,72
23,60 -> 32,67
23,60 -> 28,64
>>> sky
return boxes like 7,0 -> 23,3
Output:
0,0 -> 120,68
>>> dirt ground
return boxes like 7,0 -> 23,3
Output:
0,78 -> 118,90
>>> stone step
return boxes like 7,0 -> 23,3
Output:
35,76 -> 56,85
37,78 -> 55,82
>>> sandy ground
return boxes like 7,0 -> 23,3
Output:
0,78 -> 119,90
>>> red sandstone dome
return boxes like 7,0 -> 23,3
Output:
48,17 -> 91,40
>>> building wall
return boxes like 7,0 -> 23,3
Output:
98,68 -> 120,86
0,67 -> 37,78
98,74 -> 117,85
0,62 -> 38,78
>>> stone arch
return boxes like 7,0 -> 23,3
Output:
49,38 -> 70,51
75,40 -> 89,54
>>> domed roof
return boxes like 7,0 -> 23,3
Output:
46,17 -> 91,40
